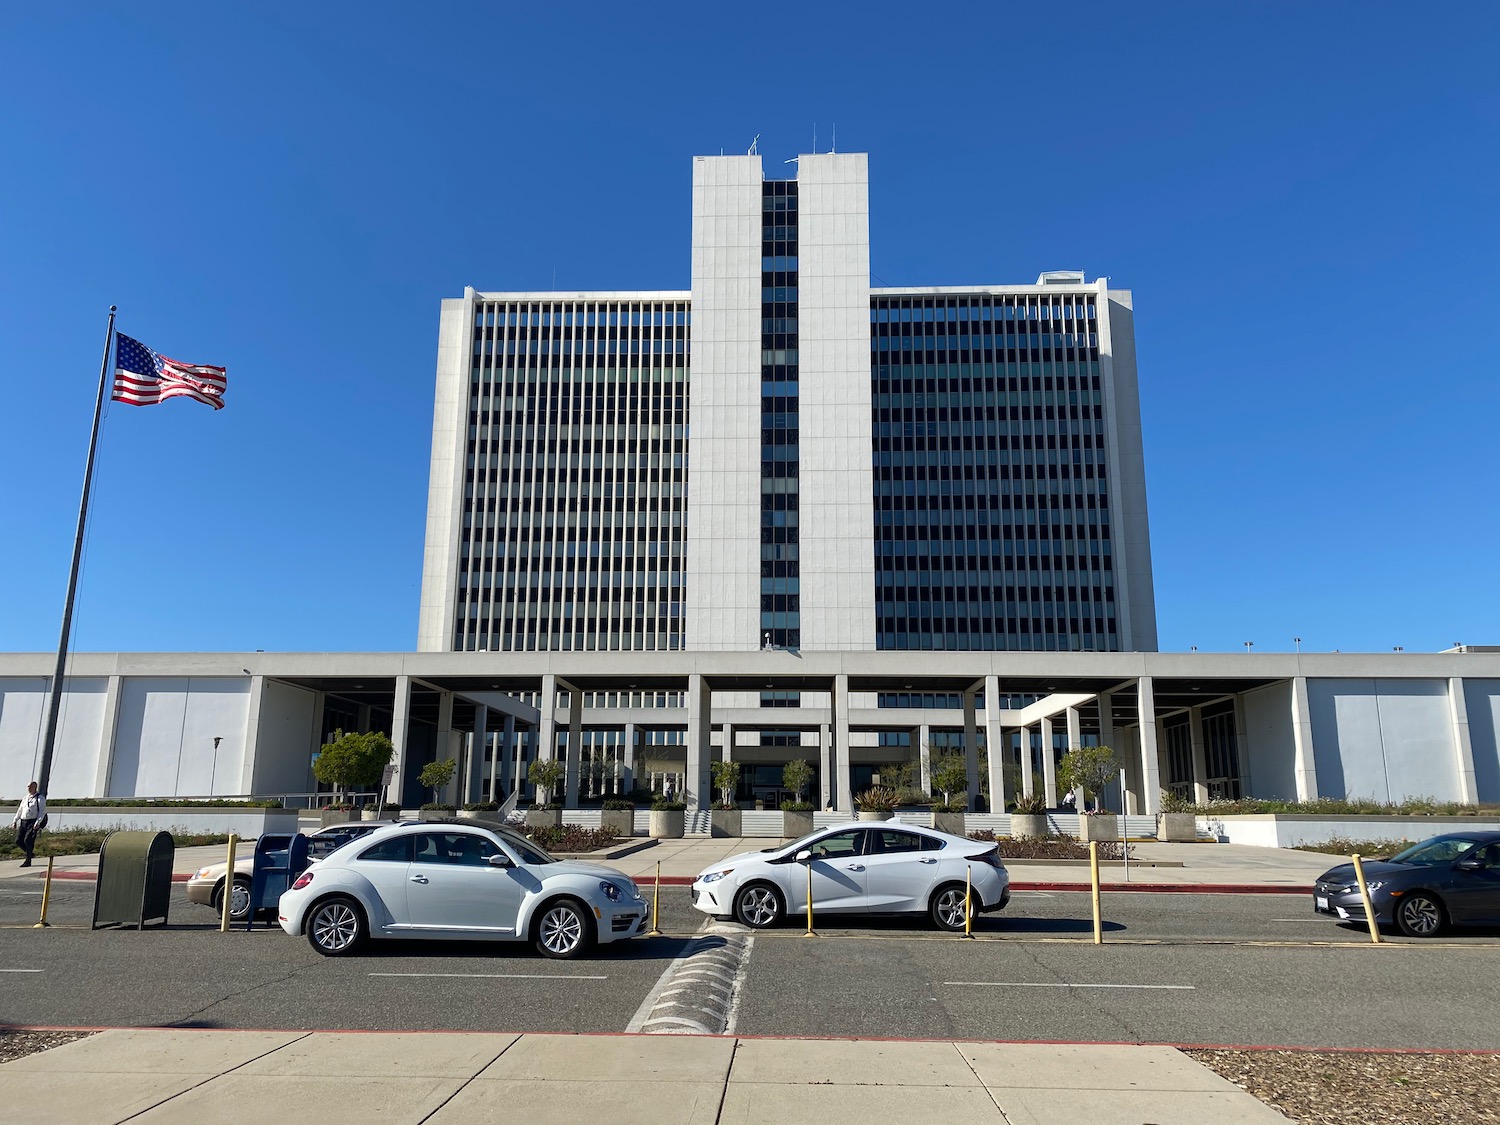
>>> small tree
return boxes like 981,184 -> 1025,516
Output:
1058,745 -> 1120,812
313,729 -> 394,802
419,758 -> 457,807
711,760 -> 740,809
528,758 -> 566,807
781,759 -> 813,808
929,751 -> 970,810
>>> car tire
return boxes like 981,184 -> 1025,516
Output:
534,897 -> 594,959
1394,891 -> 1446,938
929,883 -> 973,932
213,876 -> 253,925
305,895 -> 366,956
733,883 -> 784,929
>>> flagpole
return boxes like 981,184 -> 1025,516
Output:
35,306 -> 117,799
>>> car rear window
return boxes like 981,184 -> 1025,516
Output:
357,835 -> 413,863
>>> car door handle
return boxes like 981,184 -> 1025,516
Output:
410,875 -> 429,884
845,864 -> 865,872
919,857 -> 938,864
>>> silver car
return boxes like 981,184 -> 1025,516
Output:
278,821 -> 650,958
185,822 -> 388,923
692,821 -> 1010,931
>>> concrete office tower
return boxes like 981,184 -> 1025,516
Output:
419,153 -> 1156,655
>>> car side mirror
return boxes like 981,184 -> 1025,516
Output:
795,849 -> 813,863
487,854 -> 514,869
1455,858 -> 1484,872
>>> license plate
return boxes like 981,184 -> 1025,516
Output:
1315,896 -> 1329,911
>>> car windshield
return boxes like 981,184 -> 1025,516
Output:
494,826 -> 557,866
1387,837 -> 1478,866
777,828 -> 831,855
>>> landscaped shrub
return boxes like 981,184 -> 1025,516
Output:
523,824 -> 616,852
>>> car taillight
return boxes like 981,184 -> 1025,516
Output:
290,872 -> 314,891
966,849 -> 1004,869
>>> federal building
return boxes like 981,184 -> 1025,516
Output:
3,153 -> 1498,817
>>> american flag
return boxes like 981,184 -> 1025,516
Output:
112,334 -> 227,410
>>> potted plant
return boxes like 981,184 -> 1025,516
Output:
855,786 -> 899,821
526,759 -> 566,828
362,801 -> 401,822
780,759 -> 815,838
710,760 -> 742,837
1009,791 -> 1050,839
1157,789 -> 1198,841
929,752 -> 970,835
418,758 -> 457,812
419,801 -> 457,816
460,801 -> 500,821
1058,745 -> 1121,841
649,794 -> 686,839
317,801 -> 359,828
600,797 -> 635,838
313,729 -> 395,824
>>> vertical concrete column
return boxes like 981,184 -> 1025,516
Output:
1188,704 -> 1209,805
94,675 -> 123,798
983,675 -> 1008,814
564,685 -> 584,808
1137,677 -> 1163,815
1448,678 -> 1479,804
685,673 -> 713,814
389,675 -> 412,809
623,721 -> 637,795
499,714 -> 516,800
1100,692 -> 1125,811
1020,724 -> 1035,798
1065,706 -> 1084,809
1232,695 -> 1253,797
1040,715 -> 1057,807
722,723 -> 735,761
537,674 -> 558,766
834,674 -> 853,812
963,690 -> 980,811
820,723 -> 833,809
1290,676 -> 1319,801
918,723 -> 932,796
435,691 -> 455,804
468,705 -> 488,807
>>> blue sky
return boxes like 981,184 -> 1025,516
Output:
2,2 -> 1496,656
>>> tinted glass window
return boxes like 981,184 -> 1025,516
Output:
413,831 -> 504,867
1389,837 -> 1479,866
357,835 -> 413,863
809,830 -> 864,859
873,830 -> 931,854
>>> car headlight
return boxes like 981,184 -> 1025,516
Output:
1362,880 -> 1387,893
599,880 -> 621,902
699,869 -> 733,884
195,867 -> 214,879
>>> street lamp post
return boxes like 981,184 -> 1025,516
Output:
209,736 -> 223,795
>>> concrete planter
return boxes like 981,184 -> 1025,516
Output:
1009,813 -> 1049,839
932,812 -> 967,836
2,806 -> 299,837
1205,813 -> 1500,848
600,809 -> 635,838
1157,812 -> 1197,841
649,809 -> 685,839
711,809 -> 742,838
856,809 -> 894,821
525,808 -> 563,830
1078,813 -> 1119,841
782,810 -> 814,839
318,810 -> 359,828
361,808 -> 391,822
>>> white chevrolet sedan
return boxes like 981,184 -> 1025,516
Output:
278,822 -> 650,959
692,821 -> 1010,931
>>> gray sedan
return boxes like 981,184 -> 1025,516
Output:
1313,832 -> 1500,937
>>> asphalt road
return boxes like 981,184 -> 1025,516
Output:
3,881 -> 1498,1049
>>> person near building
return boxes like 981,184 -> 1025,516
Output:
12,781 -> 46,868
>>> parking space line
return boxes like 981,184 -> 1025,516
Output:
368,972 -> 607,980
0,969 -> 44,973
945,981 -> 1194,990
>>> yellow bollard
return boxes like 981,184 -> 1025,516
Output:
219,834 -> 238,933
1089,840 -> 1103,945
1351,854 -> 1383,945
803,860 -> 817,937
647,860 -> 662,937
961,864 -> 974,939
33,857 -> 54,928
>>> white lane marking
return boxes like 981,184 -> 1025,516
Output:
1272,918 -> 1323,922
626,921 -> 713,1033
946,981 -> 1194,990
368,972 -> 606,980
0,969 -> 44,973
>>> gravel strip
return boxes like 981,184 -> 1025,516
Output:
1188,1048 -> 1500,1125
0,1030 -> 93,1065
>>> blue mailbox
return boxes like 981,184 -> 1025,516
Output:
247,832 -> 311,928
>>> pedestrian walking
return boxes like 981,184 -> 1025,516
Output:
12,781 -> 46,867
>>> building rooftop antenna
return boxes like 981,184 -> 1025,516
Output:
831,123 -> 836,153
748,134 -> 759,156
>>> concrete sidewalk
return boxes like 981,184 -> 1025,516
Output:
0,1027 -> 1292,1124
0,835 -> 1334,891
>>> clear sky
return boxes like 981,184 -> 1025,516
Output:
3,2 -> 1496,657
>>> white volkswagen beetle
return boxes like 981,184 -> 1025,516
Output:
692,821 -> 1009,931
278,821 -> 649,958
